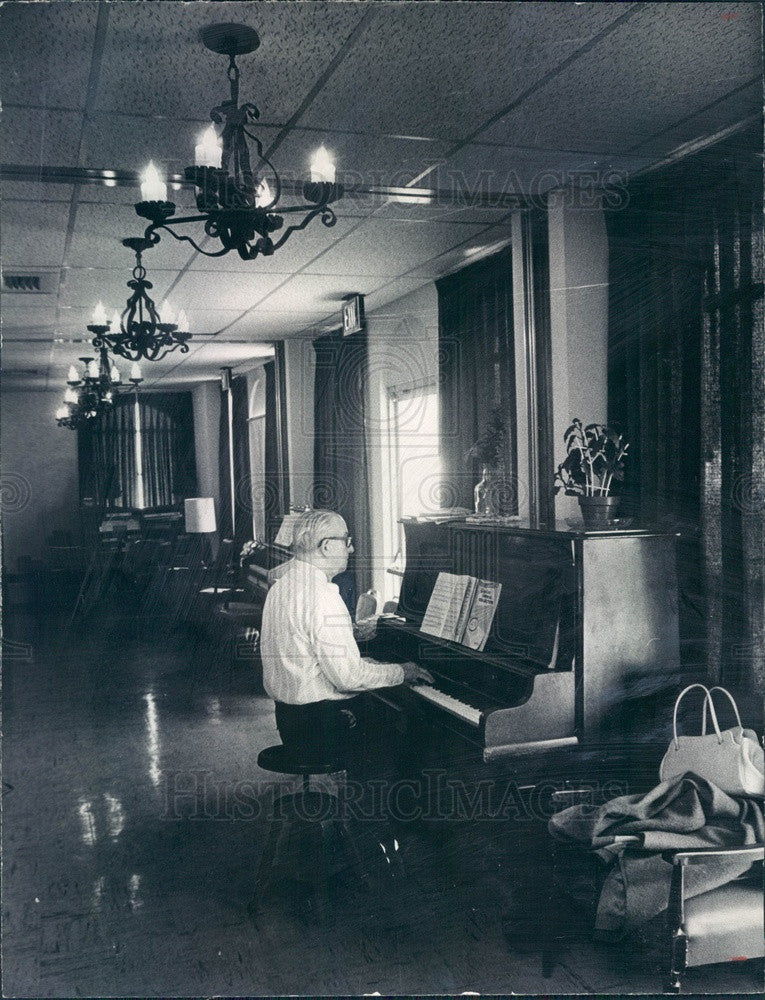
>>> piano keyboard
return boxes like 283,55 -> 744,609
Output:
411,684 -> 482,727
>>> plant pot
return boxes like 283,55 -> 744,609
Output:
578,495 -> 620,527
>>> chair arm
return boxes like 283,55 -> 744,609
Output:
663,845 -> 764,866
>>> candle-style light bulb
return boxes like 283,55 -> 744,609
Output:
194,125 -> 222,169
87,359 -> 99,379
64,387 -> 78,404
310,144 -> 335,184
176,309 -> 189,332
110,363 -> 121,384
255,178 -> 272,208
140,161 -> 167,202
160,300 -> 175,326
92,301 -> 107,326
111,310 -> 121,332
68,364 -> 80,383
130,363 -> 143,382
56,405 -> 68,420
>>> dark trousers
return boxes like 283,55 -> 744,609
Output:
274,698 -> 361,770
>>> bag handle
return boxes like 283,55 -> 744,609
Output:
701,686 -> 745,738
672,683 -> 722,749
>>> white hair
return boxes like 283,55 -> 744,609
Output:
291,509 -> 345,554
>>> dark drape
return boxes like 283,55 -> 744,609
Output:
79,392 -> 196,510
139,393 -> 196,509
313,329 -> 371,595
231,374 -> 252,546
437,247 -> 517,509
607,127 -> 764,693
263,360 -> 282,539
79,396 -> 136,507
218,382 -> 233,539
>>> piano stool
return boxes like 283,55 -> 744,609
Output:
249,744 -> 369,924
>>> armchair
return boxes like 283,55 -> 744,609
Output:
665,844 -> 764,993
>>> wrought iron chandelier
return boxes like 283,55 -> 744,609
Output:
134,22 -> 343,261
55,348 -> 122,429
89,237 -> 191,363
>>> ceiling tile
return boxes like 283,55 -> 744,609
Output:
303,218 -> 488,277
170,269 -> 287,313
222,310 -> 332,340
230,272 -> 388,314
477,3 -> 762,155
363,277 -> 435,314
0,181 -> 75,203
0,2 -> 98,110
625,78 -> 762,162
300,3 -> 633,140
2,203 -> 70,267
1,108 -> 84,166
94,2 -> 367,120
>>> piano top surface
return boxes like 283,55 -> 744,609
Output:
416,519 -> 680,541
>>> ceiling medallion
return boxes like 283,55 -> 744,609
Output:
134,22 -> 343,261
89,237 -> 192,363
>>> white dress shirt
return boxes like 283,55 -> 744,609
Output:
260,558 -> 404,704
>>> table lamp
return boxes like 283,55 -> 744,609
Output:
184,497 -> 217,561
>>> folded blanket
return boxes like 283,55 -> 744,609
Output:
548,772 -> 764,936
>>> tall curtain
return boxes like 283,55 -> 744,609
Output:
313,329 -> 371,595
231,374 -> 252,546
263,360 -> 283,540
607,126 -> 763,693
218,381 -> 233,539
79,392 -> 196,510
139,393 -> 196,509
79,396 -> 136,507
437,247 -> 517,509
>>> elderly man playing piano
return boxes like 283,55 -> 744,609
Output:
260,509 -> 433,766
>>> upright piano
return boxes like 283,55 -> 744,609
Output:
243,539 -> 293,600
369,520 -> 681,762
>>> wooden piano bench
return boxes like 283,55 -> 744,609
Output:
249,744 -> 369,925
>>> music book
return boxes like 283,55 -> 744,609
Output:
420,572 -> 502,652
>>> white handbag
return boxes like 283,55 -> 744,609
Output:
659,683 -> 765,798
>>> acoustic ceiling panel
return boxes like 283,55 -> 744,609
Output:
169,269 -> 287,313
2,108 -> 85,168
477,3 -> 762,154
0,182 -> 75,203
300,2 -> 634,141
0,1 -> 98,111
221,309 -> 334,340
307,218 -> 489,277
2,202 -> 71,268
94,1 -> 367,121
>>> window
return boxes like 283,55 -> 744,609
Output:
382,379 -> 441,600
79,394 -> 196,511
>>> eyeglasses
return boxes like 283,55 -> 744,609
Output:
319,534 -> 353,548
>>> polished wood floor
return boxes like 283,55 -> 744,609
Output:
2,592 -> 762,997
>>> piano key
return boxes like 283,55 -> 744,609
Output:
411,684 -> 482,727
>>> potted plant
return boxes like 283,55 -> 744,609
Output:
466,407 -> 510,516
554,418 -> 629,526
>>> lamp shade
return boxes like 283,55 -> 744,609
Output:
184,497 -> 216,534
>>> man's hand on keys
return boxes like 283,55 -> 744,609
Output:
402,661 -> 434,685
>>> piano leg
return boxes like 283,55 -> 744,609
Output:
483,671 -> 577,761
